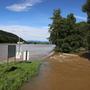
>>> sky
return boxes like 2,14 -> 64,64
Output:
0,0 -> 87,41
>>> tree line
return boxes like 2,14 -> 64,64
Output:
49,0 -> 90,53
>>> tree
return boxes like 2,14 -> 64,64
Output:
87,35 -> 90,50
82,0 -> 90,23
66,13 -> 76,35
82,0 -> 90,50
58,14 -> 77,52
49,10 -> 85,52
49,9 -> 62,46
59,14 -> 83,52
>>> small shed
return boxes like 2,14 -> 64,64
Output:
0,44 -> 16,62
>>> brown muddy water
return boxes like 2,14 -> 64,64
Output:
20,53 -> 90,90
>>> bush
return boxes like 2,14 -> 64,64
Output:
60,43 -> 72,53
87,34 -> 90,50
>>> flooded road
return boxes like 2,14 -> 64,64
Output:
20,54 -> 90,90
16,44 -> 55,60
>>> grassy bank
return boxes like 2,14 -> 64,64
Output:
0,61 -> 41,90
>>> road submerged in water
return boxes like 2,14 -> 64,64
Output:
20,53 -> 90,90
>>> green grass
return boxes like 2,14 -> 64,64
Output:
0,61 -> 41,90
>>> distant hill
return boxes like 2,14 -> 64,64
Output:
27,40 -> 49,44
0,30 -> 26,43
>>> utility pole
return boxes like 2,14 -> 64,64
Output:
18,36 -> 21,52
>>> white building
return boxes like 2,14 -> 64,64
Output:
0,44 -> 16,62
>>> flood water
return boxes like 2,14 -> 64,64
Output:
20,54 -> 90,90
16,44 -> 55,60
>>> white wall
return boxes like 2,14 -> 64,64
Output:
0,44 -> 8,61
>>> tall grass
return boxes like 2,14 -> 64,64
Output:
0,61 -> 40,90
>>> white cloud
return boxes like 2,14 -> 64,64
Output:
0,25 -> 49,41
75,15 -> 87,21
6,0 -> 42,12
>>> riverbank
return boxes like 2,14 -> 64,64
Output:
0,61 -> 41,90
21,53 -> 90,90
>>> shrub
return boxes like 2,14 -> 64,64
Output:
87,34 -> 90,50
60,43 -> 72,53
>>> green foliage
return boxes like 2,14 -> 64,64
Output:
82,0 -> 90,50
82,0 -> 90,23
49,8 -> 90,53
49,9 -> 62,45
87,34 -> 90,50
0,30 -> 25,43
60,43 -> 72,53
49,10 -> 84,53
50,0 -> 90,52
0,61 -> 40,90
